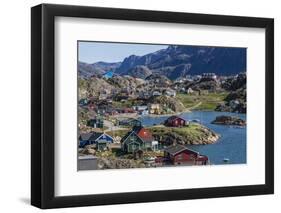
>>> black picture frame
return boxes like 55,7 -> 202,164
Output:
31,3 -> 274,209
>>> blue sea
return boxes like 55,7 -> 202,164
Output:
139,111 -> 246,165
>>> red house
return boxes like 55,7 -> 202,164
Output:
164,116 -> 187,127
164,144 -> 208,165
132,126 -> 154,143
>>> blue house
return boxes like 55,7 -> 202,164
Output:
103,71 -> 114,79
79,132 -> 114,150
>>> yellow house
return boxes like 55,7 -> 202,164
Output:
148,103 -> 161,114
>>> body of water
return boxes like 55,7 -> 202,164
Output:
139,111 -> 246,165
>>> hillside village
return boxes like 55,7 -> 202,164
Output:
78,71 -> 246,170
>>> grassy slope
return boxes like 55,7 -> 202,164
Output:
176,92 -> 229,110
148,124 -> 207,141
150,124 -> 219,145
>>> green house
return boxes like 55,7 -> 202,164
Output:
87,117 -> 104,128
121,126 -> 155,153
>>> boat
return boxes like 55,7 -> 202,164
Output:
223,158 -> 230,162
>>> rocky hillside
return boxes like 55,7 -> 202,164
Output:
147,95 -> 186,113
107,75 -> 145,90
79,45 -> 246,80
126,65 -> 152,79
78,61 -> 120,78
78,77 -> 115,99
216,73 -> 246,113
115,45 -> 246,79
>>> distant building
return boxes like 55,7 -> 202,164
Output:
118,118 -> 142,127
87,116 -> 104,128
138,91 -> 151,99
164,144 -> 209,165
148,103 -> 161,114
164,89 -> 176,97
79,132 -> 113,150
139,110 -> 149,116
186,88 -> 194,94
202,73 -> 217,80
103,71 -> 114,79
79,98 -> 88,106
121,126 -> 157,153
164,116 -> 188,127
192,75 -> 202,81
152,91 -> 162,97
133,105 -> 148,111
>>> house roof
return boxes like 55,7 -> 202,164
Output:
89,132 -> 104,141
166,115 -> 186,122
164,144 -> 198,156
132,126 -> 154,142
121,126 -> 153,144
79,132 -> 113,142
79,133 -> 94,141
132,125 -> 143,133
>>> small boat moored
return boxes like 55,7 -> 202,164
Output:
223,158 -> 230,163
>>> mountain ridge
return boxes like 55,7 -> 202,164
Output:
78,45 -> 246,79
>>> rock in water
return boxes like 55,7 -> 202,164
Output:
211,115 -> 246,126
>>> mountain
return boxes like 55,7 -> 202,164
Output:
115,45 -> 246,79
126,65 -> 152,79
78,61 -> 120,78
79,45 -> 246,80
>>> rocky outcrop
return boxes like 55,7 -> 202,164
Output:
211,115 -> 246,126
148,95 -> 186,113
125,65 -> 152,79
107,75 -> 145,90
97,157 -> 146,169
215,87 -> 246,113
149,124 -> 219,145
78,77 -> 114,99
222,73 -> 246,91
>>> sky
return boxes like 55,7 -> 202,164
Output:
78,41 -> 168,63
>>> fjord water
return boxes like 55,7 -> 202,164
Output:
140,111 -> 246,165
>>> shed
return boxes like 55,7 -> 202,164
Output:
164,144 -> 208,165
164,115 -> 187,127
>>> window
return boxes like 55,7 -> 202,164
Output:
177,154 -> 183,160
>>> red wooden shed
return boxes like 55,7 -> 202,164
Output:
164,144 -> 208,165
164,115 -> 187,127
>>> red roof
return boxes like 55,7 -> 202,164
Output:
133,126 -> 154,142
166,115 -> 186,122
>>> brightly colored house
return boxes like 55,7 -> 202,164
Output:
164,115 -> 187,127
121,126 -> 157,153
79,132 -> 113,150
164,144 -> 209,165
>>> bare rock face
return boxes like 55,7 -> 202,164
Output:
80,145 -> 96,155
211,115 -> 246,126
148,95 -> 185,113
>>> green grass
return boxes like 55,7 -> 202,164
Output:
149,124 -> 202,136
148,124 -> 208,141
176,92 -> 229,111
